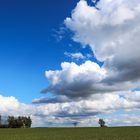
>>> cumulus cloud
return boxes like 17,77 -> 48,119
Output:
65,0 -> 140,59
106,113 -> 140,126
0,95 -> 33,116
33,91 -> 140,122
34,0 -> 140,126
41,60 -> 138,101
1,91 -> 140,127
65,0 -> 140,86
42,61 -> 112,98
35,91 -> 140,126
41,0 -> 140,101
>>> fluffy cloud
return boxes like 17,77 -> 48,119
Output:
65,0 -> 140,86
42,61 -> 110,98
1,91 -> 140,127
41,60 -> 138,101
0,95 -> 66,127
0,95 -> 33,116
105,113 -> 140,126
65,0 -> 140,59
33,91 -> 140,113
42,0 -> 140,100
33,0 -> 140,126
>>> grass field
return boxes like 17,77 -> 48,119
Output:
0,127 -> 140,140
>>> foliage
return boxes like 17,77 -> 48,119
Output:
98,119 -> 106,127
0,116 -> 32,128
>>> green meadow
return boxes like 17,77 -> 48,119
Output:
0,127 -> 140,140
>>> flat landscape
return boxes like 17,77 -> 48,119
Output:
0,127 -> 140,140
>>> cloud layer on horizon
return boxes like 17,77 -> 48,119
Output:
1,91 -> 140,127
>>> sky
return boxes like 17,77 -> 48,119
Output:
0,0 -> 140,127
0,0 -> 79,103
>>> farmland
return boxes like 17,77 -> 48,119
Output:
0,127 -> 140,140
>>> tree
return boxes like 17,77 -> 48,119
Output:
73,121 -> 78,127
0,115 -> 1,126
26,116 -> 32,128
8,116 -> 15,128
98,119 -> 105,127
8,116 -> 32,128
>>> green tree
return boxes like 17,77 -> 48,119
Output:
26,116 -> 32,128
8,116 -> 32,128
8,116 -> 15,128
98,119 -> 105,127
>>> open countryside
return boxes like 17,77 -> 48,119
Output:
0,0 -> 140,139
0,127 -> 140,140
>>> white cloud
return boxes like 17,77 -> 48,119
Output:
1,91 -> 140,127
42,59 -> 138,100
106,113 -> 140,126
65,0 -> 140,63
64,52 -> 86,60
64,0 -> 140,89
34,0 -> 140,126
42,61 -> 110,98
0,95 -> 33,116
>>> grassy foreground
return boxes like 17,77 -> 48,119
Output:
0,127 -> 140,140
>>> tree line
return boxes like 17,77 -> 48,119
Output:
72,119 -> 107,127
0,116 -> 32,128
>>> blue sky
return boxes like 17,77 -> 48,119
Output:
0,0 -> 102,103
0,0 -> 140,127
0,0 -> 80,103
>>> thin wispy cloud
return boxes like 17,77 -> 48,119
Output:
64,52 -> 86,60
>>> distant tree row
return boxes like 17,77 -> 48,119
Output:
72,119 -> 107,127
0,116 -> 32,128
